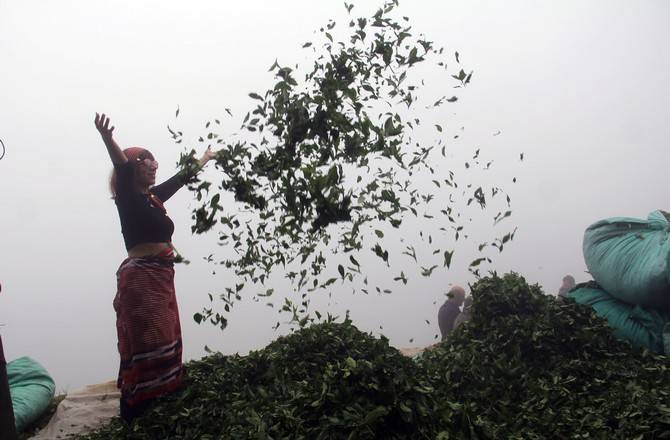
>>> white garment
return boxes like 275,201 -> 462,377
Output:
31,380 -> 119,440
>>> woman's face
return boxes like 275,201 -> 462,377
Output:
135,151 -> 158,189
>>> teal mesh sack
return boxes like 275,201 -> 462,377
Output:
7,356 -> 56,432
583,210 -> 670,310
568,283 -> 669,354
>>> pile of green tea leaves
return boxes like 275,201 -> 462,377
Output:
422,273 -> 670,439
79,321 -> 458,440
78,273 -> 670,439
171,0 -> 518,330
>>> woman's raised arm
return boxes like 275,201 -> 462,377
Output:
95,113 -> 127,165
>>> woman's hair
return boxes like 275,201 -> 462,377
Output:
109,147 -> 153,197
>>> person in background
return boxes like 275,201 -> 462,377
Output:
454,295 -> 473,330
0,281 -> 18,439
438,286 -> 466,340
95,113 -> 217,424
558,275 -> 576,299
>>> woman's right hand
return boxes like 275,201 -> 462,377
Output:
95,113 -> 127,164
95,113 -> 115,140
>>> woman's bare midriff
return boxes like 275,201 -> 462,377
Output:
128,242 -> 172,258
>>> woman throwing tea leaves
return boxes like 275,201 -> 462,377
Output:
95,113 -> 216,423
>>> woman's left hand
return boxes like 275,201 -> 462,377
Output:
198,147 -> 218,167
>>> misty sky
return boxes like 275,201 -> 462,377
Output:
1,0 -> 669,392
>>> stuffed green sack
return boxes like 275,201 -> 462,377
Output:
7,356 -> 56,432
583,210 -> 670,310
568,283 -> 669,354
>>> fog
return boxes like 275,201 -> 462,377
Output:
1,0 -> 669,392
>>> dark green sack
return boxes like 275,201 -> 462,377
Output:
568,284 -> 670,354
7,356 -> 55,432
583,210 -> 670,310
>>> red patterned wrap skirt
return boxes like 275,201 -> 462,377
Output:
113,248 -> 183,410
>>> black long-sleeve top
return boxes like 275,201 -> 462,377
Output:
114,161 -> 187,250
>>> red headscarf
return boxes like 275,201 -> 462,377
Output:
109,147 -> 152,197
